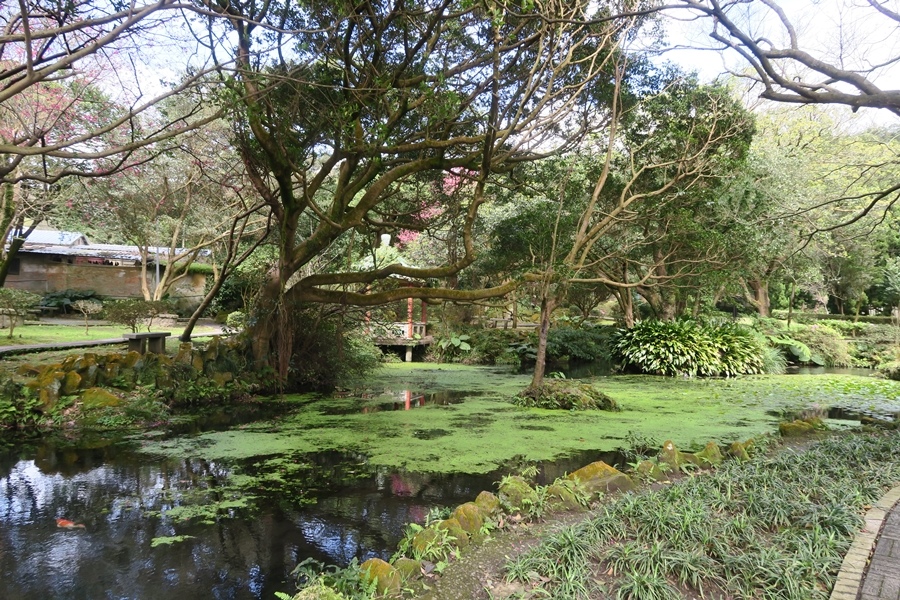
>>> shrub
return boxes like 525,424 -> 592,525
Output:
39,289 -> 98,314
546,326 -> 613,362
72,299 -> 103,334
0,288 -> 40,337
614,320 -> 768,377
782,324 -> 853,367
0,288 -> 41,338
706,324 -> 767,376
275,305 -> 382,390
104,299 -> 169,332
614,320 -> 720,377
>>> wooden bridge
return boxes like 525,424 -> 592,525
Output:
372,321 -> 433,362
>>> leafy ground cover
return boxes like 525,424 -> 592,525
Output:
501,431 -> 900,600
137,364 -> 900,474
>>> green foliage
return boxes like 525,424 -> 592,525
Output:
507,431 -> 900,599
787,324 -> 853,367
546,326 -> 613,362
224,310 -> 247,332
614,320 -> 767,377
466,328 -> 525,365
0,288 -> 41,337
289,558 -> 374,600
515,381 -> 617,410
0,378 -> 41,430
39,289 -> 98,314
276,305 -> 382,390
433,333 -> 472,362
103,299 -> 170,332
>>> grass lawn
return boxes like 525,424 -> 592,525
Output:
0,323 -> 223,379
0,323 -> 222,346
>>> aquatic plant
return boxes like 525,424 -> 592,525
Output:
514,380 -> 617,410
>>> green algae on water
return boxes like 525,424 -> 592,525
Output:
138,366 -> 900,475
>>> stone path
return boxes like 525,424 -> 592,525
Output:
831,484 -> 900,600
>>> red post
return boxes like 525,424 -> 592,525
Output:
405,390 -> 412,410
407,297 -> 414,338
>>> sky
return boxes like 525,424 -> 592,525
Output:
654,0 -> 900,128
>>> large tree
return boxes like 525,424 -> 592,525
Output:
0,0 -> 222,183
196,0 -> 653,372
486,70 -> 754,386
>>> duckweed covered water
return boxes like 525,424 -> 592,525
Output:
3,364 -> 899,599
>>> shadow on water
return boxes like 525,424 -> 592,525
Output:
0,420 -> 624,600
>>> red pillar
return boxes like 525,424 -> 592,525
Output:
405,390 -> 412,410
407,297 -> 414,338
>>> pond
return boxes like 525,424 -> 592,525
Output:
2,364 -> 899,599
0,432 -> 614,600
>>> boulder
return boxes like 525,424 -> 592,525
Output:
635,460 -> 668,481
27,369 -> 64,411
211,372 -> 234,387
392,557 -> 422,581
60,371 -> 82,396
695,441 -> 724,467
175,343 -> 194,365
728,441 -> 750,462
411,526 -> 440,558
658,440 -> 704,471
567,461 -> 636,494
546,482 -> 582,511
81,387 -> 122,409
474,490 -> 501,515
779,419 -> 817,437
450,502 -> 484,535
436,517 -> 469,547
498,475 -> 536,512
359,558 -> 401,597
16,364 -> 40,377
294,582 -> 347,600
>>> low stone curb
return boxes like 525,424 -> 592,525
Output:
830,484 -> 900,600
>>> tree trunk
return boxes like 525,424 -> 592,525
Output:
787,280 -> 796,330
529,295 -> 555,389
747,280 -> 771,317
0,237 -> 24,287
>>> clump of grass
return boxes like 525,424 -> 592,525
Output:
506,431 -> 900,599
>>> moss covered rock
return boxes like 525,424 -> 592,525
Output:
635,460 -> 668,481
658,440 -> 705,470
360,558 -> 400,596
474,490 -> 500,515
411,526 -> 440,558
779,419 -> 818,437
60,371 -> 82,396
567,461 -> 635,494
436,517 -> 469,547
728,441 -> 751,461
81,387 -> 122,408
546,482 -> 582,510
695,441 -> 724,467
294,582 -> 347,600
392,557 -> 421,581
450,502 -> 484,535
498,475 -> 537,512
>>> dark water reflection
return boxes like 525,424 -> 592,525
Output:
0,429 -> 616,600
